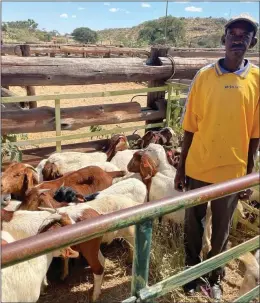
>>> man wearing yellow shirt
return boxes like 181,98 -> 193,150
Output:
174,14 -> 259,300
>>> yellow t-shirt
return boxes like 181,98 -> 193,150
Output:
182,59 -> 259,183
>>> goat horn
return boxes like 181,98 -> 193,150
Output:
38,207 -> 57,213
24,164 -> 38,174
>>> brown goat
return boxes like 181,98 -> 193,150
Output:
39,207 -> 104,302
42,134 -> 128,181
106,134 -> 129,161
128,152 -> 158,201
19,166 -> 125,211
127,151 -> 144,173
19,188 -> 70,211
165,148 -> 181,169
1,163 -> 38,200
134,127 -> 175,149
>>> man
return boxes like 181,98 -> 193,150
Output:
174,14 -> 259,300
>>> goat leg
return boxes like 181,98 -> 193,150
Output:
60,258 -> 69,281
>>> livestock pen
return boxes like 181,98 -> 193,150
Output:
1,46 -> 260,302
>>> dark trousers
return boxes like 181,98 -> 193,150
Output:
184,176 -> 239,284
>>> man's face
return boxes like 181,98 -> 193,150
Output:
225,21 -> 255,58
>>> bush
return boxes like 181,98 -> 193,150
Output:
1,135 -> 23,162
71,27 -> 98,44
138,16 -> 185,46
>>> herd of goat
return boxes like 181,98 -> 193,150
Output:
1,127 -> 259,302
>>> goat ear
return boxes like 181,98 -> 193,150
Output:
42,162 -> 62,181
22,173 -> 33,193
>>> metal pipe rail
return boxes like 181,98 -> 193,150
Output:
2,172 -> 259,267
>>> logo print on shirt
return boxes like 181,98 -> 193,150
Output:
224,85 -> 242,89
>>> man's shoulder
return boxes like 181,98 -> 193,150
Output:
247,62 -> 259,84
193,63 -> 215,82
250,63 -> 259,74
198,63 -> 215,75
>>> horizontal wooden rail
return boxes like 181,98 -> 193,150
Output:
1,57 -> 173,86
2,102 -> 166,135
30,46 -> 150,56
2,56 -> 258,86
1,86 -> 168,103
1,122 -> 165,147
136,236 -> 259,302
168,48 -> 259,58
2,172 -> 259,268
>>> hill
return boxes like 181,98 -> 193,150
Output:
2,16 -> 258,50
97,16 -> 227,48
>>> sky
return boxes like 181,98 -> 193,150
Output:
2,1 -> 259,34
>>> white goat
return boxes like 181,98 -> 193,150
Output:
1,220 -> 78,303
144,143 -> 176,177
94,178 -> 147,204
36,156 -> 120,182
2,199 -> 22,211
56,196 -> 140,248
110,149 -> 140,172
44,196 -> 141,286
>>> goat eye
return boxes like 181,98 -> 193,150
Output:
14,173 -> 21,177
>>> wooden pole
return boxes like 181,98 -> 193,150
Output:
1,102 -> 166,135
1,57 -> 173,86
3,55 -> 258,87
20,44 -> 37,109
146,47 -> 169,130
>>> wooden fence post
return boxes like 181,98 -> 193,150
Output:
146,47 -> 170,130
20,44 -> 37,109
131,219 -> 153,300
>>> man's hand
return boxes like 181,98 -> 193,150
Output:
174,165 -> 186,192
238,189 -> 253,201
173,131 -> 194,192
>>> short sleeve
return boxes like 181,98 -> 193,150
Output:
181,72 -> 202,133
251,101 -> 260,138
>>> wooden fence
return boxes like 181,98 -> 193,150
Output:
1,44 -> 150,58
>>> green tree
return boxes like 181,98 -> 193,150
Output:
71,27 -> 97,43
138,16 -> 185,46
2,22 -> 8,32
27,19 -> 38,30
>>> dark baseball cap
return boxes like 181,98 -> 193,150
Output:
225,13 -> 258,36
